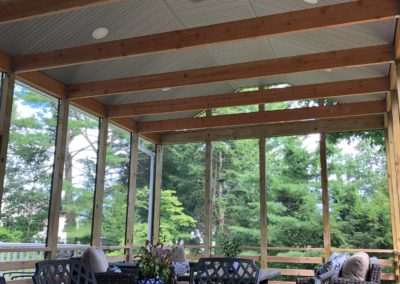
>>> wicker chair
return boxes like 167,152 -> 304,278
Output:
330,258 -> 381,284
297,258 -> 381,284
189,257 -> 260,284
32,259 -> 97,284
296,270 -> 339,284
71,256 -> 139,284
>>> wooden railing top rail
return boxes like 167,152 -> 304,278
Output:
56,245 -> 128,250
137,244 -> 394,253
0,244 -> 127,252
331,248 -> 394,253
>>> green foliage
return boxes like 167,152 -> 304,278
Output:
216,231 -> 242,257
0,227 -> 22,242
1,86 -> 57,243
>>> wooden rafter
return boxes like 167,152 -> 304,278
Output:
160,115 -> 384,144
108,77 -> 389,118
139,101 -> 385,133
13,0 -> 400,73
68,44 -> 394,99
0,0 -> 122,25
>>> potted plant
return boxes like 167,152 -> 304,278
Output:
135,240 -> 173,284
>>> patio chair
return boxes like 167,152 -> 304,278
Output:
296,253 -> 349,284
32,258 -> 97,284
3,250 -> 76,281
330,255 -> 381,284
189,257 -> 260,284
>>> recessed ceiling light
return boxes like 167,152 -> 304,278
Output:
162,87 -> 171,91
92,27 -> 108,40
304,0 -> 318,4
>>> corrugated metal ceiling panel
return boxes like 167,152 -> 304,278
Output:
0,0 -> 183,55
268,20 -> 395,58
334,93 -> 386,103
164,0 -> 254,27
97,81 -> 233,105
285,64 -> 389,86
250,0 -> 354,16
204,38 -> 276,65
44,47 -> 216,84
133,111 -> 201,122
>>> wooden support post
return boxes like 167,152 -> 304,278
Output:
46,99 -> 69,259
390,62 -> 400,283
91,118 -> 108,247
125,133 -> 139,262
320,133 -> 331,260
0,72 -> 15,210
259,137 -> 267,268
385,119 -> 399,251
259,99 -> 268,268
152,144 -> 163,244
387,113 -> 400,284
204,139 -> 213,257
204,109 -> 213,256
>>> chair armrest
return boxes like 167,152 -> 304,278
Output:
315,270 -> 340,284
317,270 -> 339,281
296,276 -> 316,284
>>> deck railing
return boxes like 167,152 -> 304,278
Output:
0,243 -> 396,284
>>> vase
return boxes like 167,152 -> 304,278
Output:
138,278 -> 163,284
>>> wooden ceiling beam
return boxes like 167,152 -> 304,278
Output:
138,100 -> 386,133
68,44 -> 394,99
0,0 -> 122,25
13,0 -> 400,73
108,77 -> 389,118
161,115 -> 384,144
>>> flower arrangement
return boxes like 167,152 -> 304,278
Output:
135,240 -> 173,284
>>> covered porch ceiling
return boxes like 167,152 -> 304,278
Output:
0,0 -> 399,144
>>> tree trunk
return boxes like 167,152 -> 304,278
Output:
215,151 -> 225,232
64,129 -> 76,243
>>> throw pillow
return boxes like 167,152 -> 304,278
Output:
81,247 -> 109,273
173,262 -> 190,276
341,252 -> 369,280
